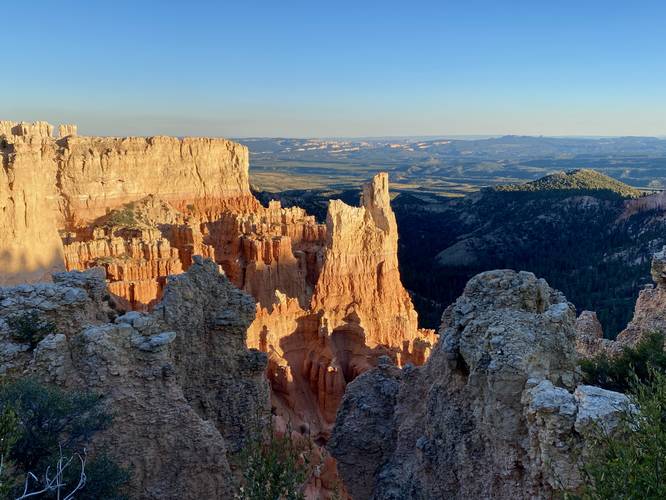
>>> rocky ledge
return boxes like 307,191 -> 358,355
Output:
329,270 -> 629,499
0,258 -> 269,499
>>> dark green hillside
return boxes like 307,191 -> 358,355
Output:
494,169 -> 642,198
394,170 -> 657,337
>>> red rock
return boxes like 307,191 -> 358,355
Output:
1,121 -> 433,500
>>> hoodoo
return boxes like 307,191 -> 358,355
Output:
1,120 -> 435,498
247,173 -> 435,440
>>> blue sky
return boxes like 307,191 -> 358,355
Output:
3,0 -> 666,137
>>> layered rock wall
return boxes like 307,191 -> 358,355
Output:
204,201 -> 326,309
56,134 -> 257,226
0,122 -> 66,284
0,121 -> 256,285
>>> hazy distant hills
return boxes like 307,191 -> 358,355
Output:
240,135 -> 666,196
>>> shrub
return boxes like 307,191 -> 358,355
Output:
0,406 -> 20,497
580,370 -> 666,499
6,312 -> 56,350
0,379 -> 129,498
65,452 -> 130,500
0,379 -> 111,472
237,428 -> 314,500
580,331 -> 666,392
102,202 -> 139,228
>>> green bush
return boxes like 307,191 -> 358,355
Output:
101,202 -> 139,228
0,379 -> 129,498
6,312 -> 56,350
580,331 -> 666,392
237,428 -> 313,500
65,452 -> 130,500
580,370 -> 666,499
0,406 -> 20,497
0,379 -> 110,472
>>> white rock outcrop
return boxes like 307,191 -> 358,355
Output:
330,270 -> 629,499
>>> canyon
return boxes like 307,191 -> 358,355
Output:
1,121 -> 435,497
2,120 -> 659,499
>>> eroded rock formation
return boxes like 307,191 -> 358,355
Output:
1,121 -> 435,499
247,175 -> 435,441
312,173 -> 430,359
576,247 -> 666,359
0,121 -> 66,283
55,133 -> 257,225
0,259 -> 270,499
0,121 -> 322,305
330,270 -> 629,499
616,245 -> 666,346
0,120 -> 255,288
574,310 -> 618,358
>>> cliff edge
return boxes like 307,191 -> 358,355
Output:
330,270 -> 628,499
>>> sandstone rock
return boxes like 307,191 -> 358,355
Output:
0,121 -> 53,139
0,122 -> 66,284
1,122 -> 256,286
330,270 -> 628,499
574,310 -> 617,358
573,384 -> 631,433
62,199 -> 188,310
1,120 -> 434,499
613,246 -> 666,349
207,201 -> 326,309
0,259 -> 270,499
55,134 -> 257,225
242,175 -> 433,499
156,257 -> 270,451
246,174 -> 434,435
311,174 -> 435,358
57,124 -> 77,137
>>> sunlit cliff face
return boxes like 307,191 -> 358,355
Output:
1,120 -> 435,499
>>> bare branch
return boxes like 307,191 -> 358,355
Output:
15,447 -> 87,500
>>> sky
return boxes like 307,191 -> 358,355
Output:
3,0 -> 666,137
